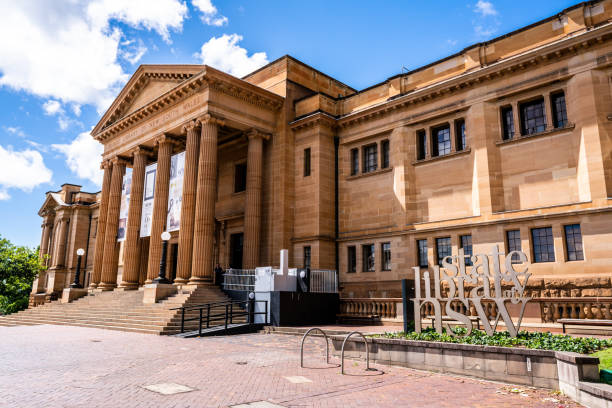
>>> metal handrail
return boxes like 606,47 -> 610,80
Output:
340,331 -> 375,374
174,299 -> 269,334
300,327 -> 330,368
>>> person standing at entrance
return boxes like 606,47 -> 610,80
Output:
214,263 -> 224,286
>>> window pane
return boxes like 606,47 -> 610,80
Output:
506,230 -> 521,263
531,227 -> 555,263
350,148 -> 359,176
234,163 -> 247,192
564,224 -> 584,261
303,246 -> 311,268
501,106 -> 514,140
552,92 -> 568,128
460,235 -> 472,266
417,130 -> 427,160
436,237 -> 451,266
432,125 -> 451,157
363,145 -> 377,173
381,140 -> 390,169
347,246 -> 356,273
455,120 -> 466,151
417,239 -> 428,268
520,99 -> 546,135
382,242 -> 391,270
363,244 -> 375,272
304,148 -> 311,177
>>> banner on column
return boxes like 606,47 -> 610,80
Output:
117,168 -> 133,242
166,151 -> 185,232
140,163 -> 157,237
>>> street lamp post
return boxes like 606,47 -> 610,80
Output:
154,231 -> 172,284
70,248 -> 85,288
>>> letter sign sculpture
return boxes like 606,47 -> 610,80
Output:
412,245 -> 531,338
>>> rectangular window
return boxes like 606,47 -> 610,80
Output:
381,242 -> 391,271
303,148 -> 311,177
363,144 -> 377,173
432,125 -> 451,157
551,92 -> 568,128
435,237 -> 451,266
417,239 -> 428,268
506,230 -> 522,263
501,106 -> 514,140
350,148 -> 359,176
460,234 -> 473,266
455,119 -> 466,151
362,244 -> 375,272
520,98 -> 546,135
417,130 -> 427,160
564,224 -> 584,261
303,246 -> 311,268
234,163 -> 247,193
347,246 -> 356,273
532,227 -> 555,263
381,140 -> 390,169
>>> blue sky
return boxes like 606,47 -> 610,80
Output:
0,0 -> 579,248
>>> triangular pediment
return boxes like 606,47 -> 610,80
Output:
92,65 -> 204,137
38,193 -> 64,216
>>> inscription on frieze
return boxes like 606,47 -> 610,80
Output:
412,245 -> 531,338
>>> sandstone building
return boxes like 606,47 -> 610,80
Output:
32,1 -> 612,306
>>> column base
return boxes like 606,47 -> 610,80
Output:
97,282 -> 117,291
117,282 -> 139,290
61,287 -> 88,304
187,277 -> 214,287
142,283 -> 178,304
173,278 -> 189,285
88,283 -> 99,290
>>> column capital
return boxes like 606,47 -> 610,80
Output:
182,119 -> 202,134
100,159 -> 112,170
127,145 -> 154,160
246,128 -> 270,141
110,156 -> 130,167
197,114 -> 225,128
154,133 -> 183,148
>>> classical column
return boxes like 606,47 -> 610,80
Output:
52,216 -> 69,268
119,147 -> 149,289
190,114 -> 223,285
243,129 -> 267,269
175,120 -> 201,284
90,161 -> 112,288
32,216 -> 53,294
99,157 -> 126,290
146,135 -> 175,283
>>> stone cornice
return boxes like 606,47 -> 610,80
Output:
93,67 -> 284,143
336,23 -> 612,130
290,111 -> 337,132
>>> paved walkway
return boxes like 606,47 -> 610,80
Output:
0,325 -> 581,408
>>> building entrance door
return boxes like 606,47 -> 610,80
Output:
169,243 -> 178,282
229,233 -> 243,269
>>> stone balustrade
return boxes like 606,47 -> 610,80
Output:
538,297 -> 612,323
339,298 -> 401,320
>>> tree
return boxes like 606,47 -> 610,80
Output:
0,235 -> 45,315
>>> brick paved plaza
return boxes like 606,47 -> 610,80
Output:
0,325 -> 581,408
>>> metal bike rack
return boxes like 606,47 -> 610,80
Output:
300,327 -> 330,368
340,331 -> 375,374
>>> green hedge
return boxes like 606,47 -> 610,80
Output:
374,328 -> 612,354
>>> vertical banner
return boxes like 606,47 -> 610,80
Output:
166,151 -> 185,232
140,162 -> 157,237
117,168 -> 132,242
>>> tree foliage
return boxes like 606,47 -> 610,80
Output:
0,235 -> 45,315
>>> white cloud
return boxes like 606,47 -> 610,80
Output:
0,1 -> 188,112
0,145 -> 53,200
52,130 -> 104,186
119,39 -> 148,65
192,0 -> 228,26
196,34 -> 269,78
43,100 -> 64,116
4,126 -> 26,138
475,0 -> 497,16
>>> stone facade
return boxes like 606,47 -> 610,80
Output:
33,1 -> 612,301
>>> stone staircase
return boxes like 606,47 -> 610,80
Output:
0,286 -> 243,335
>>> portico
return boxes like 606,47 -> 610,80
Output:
88,65 -> 283,290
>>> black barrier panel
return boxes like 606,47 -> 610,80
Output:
269,291 -> 339,326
